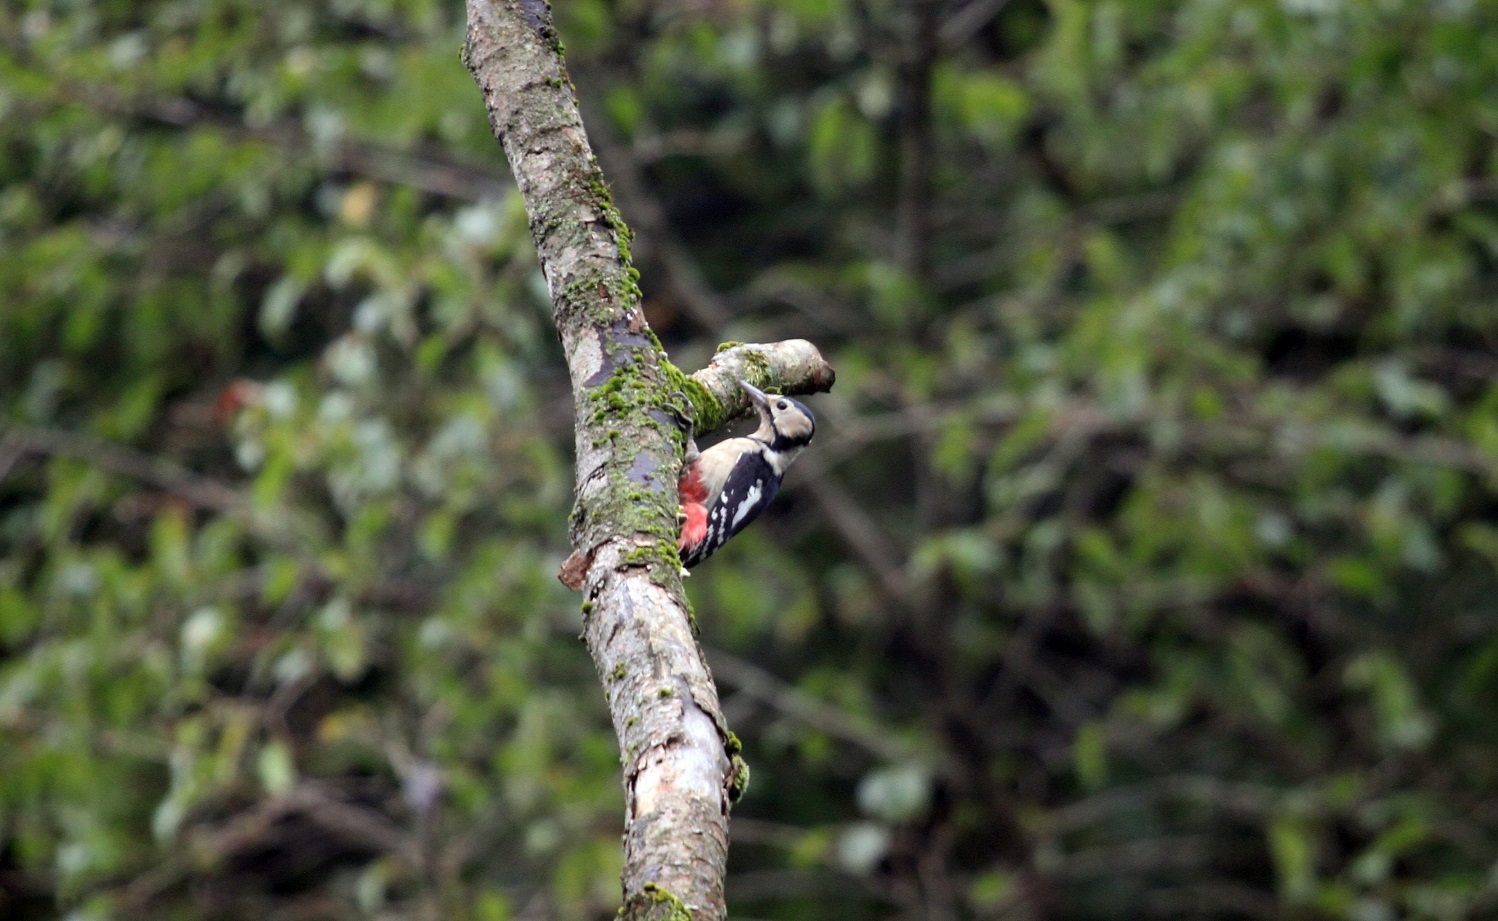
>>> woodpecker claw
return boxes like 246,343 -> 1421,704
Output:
666,391 -> 695,433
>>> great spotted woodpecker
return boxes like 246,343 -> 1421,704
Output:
677,381 -> 816,568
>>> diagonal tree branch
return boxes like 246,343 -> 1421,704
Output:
462,3 -> 833,918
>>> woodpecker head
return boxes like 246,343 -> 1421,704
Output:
741,380 -> 815,471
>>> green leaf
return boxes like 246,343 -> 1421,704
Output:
259,276 -> 305,342
257,740 -> 296,794
1072,721 -> 1109,791
1268,816 -> 1317,902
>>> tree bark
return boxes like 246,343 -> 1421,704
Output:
462,3 -> 834,917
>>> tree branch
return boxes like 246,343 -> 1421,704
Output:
462,3 -> 833,917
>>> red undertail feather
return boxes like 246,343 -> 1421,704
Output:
678,463 -> 709,552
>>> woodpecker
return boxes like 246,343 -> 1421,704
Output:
677,381 -> 816,568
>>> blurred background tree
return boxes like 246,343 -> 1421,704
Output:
4,1 -> 1498,919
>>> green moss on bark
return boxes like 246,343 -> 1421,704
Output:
727,755 -> 750,803
638,883 -> 693,921
660,361 -> 722,431
740,348 -> 772,385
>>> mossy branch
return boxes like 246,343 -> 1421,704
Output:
463,2 -> 832,918
675,339 -> 835,433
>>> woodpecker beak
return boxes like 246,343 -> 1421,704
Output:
739,380 -> 772,416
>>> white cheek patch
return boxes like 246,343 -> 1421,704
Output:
731,483 -> 763,528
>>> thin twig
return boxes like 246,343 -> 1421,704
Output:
708,648 -> 929,766
939,0 -> 1014,50
1,424 -> 243,513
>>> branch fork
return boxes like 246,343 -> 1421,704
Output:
464,3 -> 833,916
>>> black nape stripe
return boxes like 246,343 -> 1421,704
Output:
770,431 -> 813,452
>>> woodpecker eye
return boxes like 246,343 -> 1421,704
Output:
777,400 -> 788,410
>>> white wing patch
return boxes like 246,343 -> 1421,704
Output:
731,483 -> 763,528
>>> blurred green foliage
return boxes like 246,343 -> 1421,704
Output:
4,0 -> 1498,919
